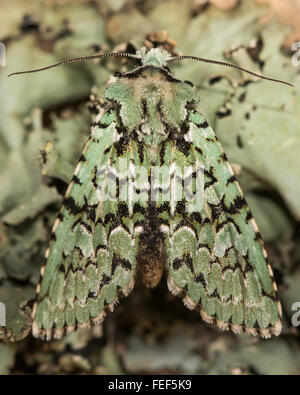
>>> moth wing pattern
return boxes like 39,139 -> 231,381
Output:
32,108 -> 141,340
161,109 -> 282,338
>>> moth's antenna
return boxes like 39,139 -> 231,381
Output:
168,55 -> 294,87
8,52 -> 142,77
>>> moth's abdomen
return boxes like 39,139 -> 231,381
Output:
137,229 -> 165,288
135,200 -> 166,288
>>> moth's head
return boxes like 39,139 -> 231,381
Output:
136,47 -> 172,68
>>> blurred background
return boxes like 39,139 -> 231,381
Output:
0,0 -> 300,374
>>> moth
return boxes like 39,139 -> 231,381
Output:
10,47 -> 293,340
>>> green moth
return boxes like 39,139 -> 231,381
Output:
10,47 -> 293,341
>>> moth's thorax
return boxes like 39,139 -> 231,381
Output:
105,66 -> 197,146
